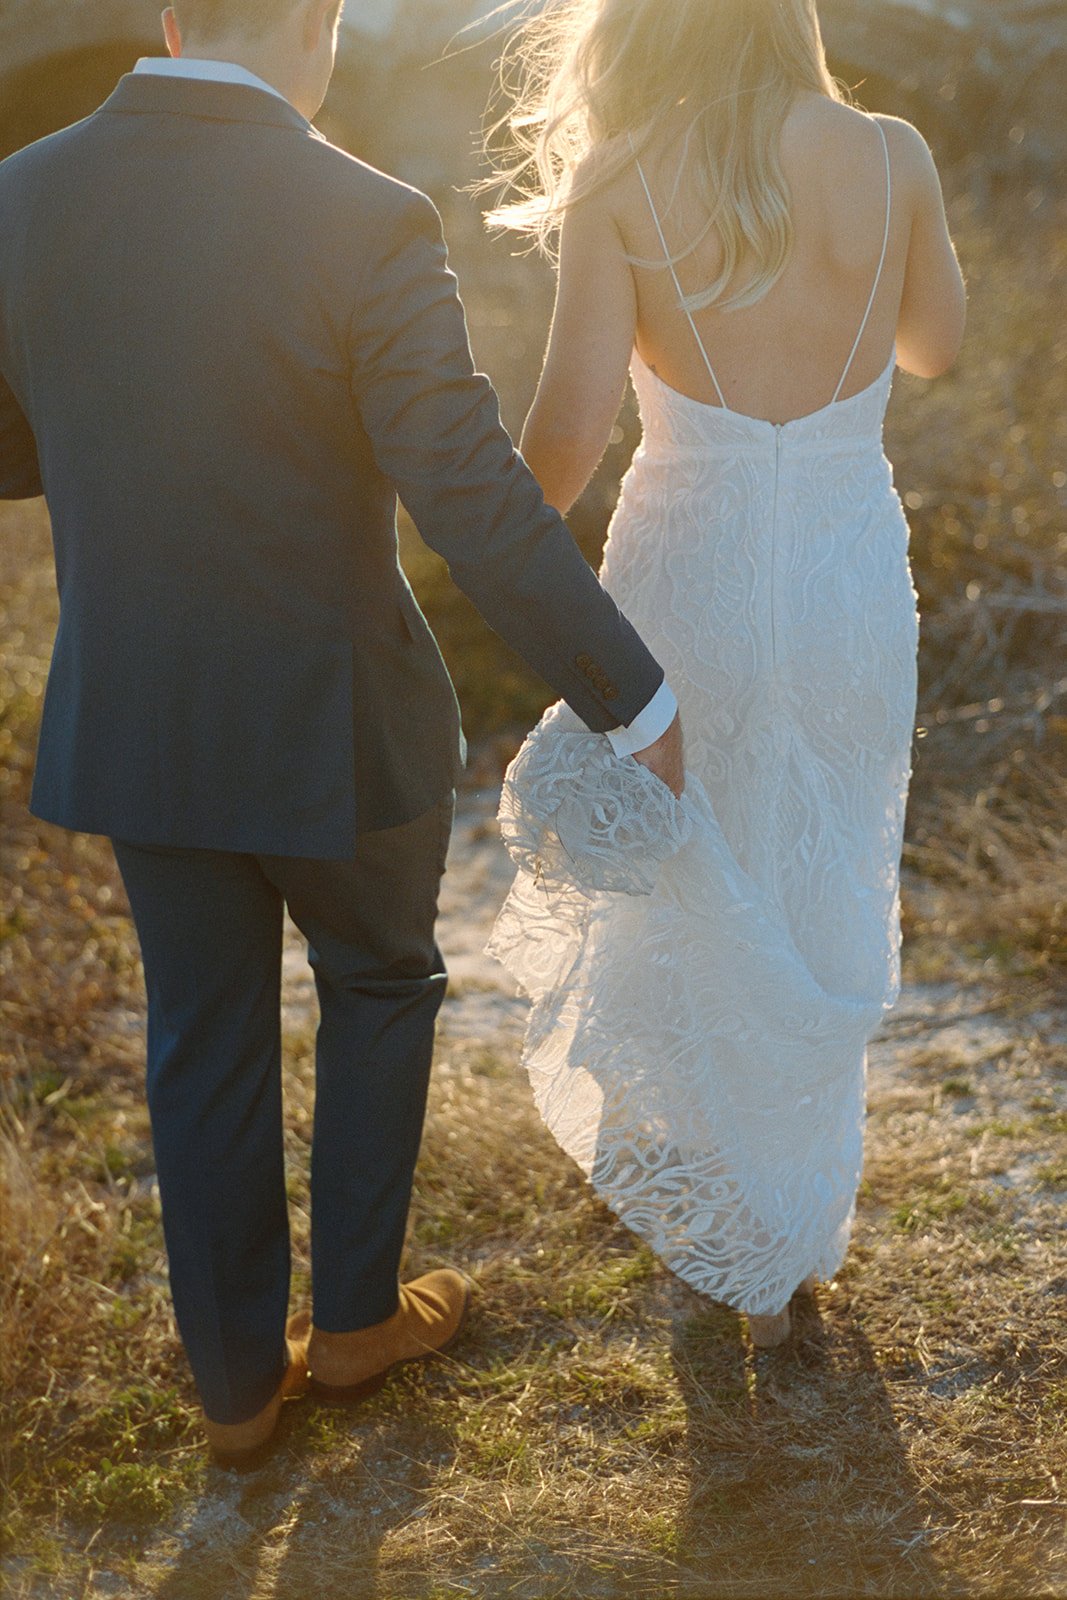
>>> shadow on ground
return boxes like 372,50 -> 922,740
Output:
669,1294 -> 951,1598
150,1400 -> 460,1600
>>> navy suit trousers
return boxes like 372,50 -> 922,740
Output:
112,794 -> 453,1425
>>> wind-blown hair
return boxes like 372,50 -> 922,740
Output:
484,0 -> 846,311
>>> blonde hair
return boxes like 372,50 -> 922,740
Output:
483,0 -> 845,311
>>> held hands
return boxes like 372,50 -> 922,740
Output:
632,711 -> 685,799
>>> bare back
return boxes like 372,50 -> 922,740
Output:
519,87 -> 961,515
616,95 -> 908,424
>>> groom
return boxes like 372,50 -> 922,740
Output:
0,0 -> 681,1467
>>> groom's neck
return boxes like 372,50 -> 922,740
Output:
180,36 -> 301,103
163,6 -> 333,121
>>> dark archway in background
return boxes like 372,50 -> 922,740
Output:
0,44 -> 148,162
0,43 -> 384,172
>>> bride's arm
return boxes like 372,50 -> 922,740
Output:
890,118 -> 966,379
520,189 -> 637,515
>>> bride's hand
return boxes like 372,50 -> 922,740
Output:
633,712 -> 685,798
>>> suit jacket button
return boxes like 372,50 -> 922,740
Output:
575,652 -> 592,671
603,685 -> 618,701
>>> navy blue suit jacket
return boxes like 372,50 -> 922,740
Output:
0,74 -> 663,855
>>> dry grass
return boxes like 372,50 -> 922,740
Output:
2,906 -> 1065,1596
2,166 -> 1066,1598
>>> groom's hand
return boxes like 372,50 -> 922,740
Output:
633,712 -> 685,799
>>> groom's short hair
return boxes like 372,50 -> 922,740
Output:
173,0 -> 341,37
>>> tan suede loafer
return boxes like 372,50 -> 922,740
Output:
308,1269 -> 470,1404
203,1309 -> 311,1471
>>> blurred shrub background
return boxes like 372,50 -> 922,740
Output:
0,0 -> 1063,955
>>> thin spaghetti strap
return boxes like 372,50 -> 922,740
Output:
830,117 -> 892,404
629,134 -> 728,409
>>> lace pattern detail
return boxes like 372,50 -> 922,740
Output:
488,355 -> 918,1315
495,699 -> 693,897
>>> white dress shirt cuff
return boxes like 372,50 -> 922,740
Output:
604,680 -> 678,758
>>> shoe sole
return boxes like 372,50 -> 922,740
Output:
308,1284 -> 471,1408
210,1434 -> 279,1473
209,1398 -> 298,1474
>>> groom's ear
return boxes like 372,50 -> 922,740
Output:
301,0 -> 342,52
162,7 -> 183,58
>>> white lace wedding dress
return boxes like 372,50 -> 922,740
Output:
489,120 -> 919,1315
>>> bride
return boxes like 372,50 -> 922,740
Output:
484,0 -> 966,1345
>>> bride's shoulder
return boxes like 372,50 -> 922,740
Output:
573,119 -> 692,223
867,112 -> 948,217
788,98 -> 941,206
868,110 -> 939,168
790,96 -> 926,156
562,138 -> 648,245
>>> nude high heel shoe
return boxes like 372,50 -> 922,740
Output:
746,1273 -> 818,1348
746,1305 -> 792,1348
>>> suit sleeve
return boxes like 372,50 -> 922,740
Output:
347,191 -> 663,734
0,367 -> 43,499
